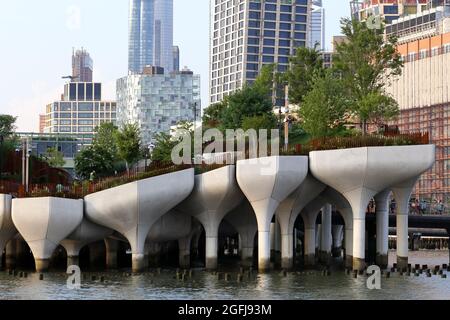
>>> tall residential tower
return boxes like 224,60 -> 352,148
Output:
128,0 -> 174,74
209,0 -> 311,106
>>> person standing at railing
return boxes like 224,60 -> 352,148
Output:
437,200 -> 444,216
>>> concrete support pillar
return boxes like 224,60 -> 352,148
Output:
392,178 -> 418,271
15,239 -> 28,268
315,224 -> 320,252
178,236 -> 191,269
252,202 -> 278,273
104,238 -> 118,269
344,227 -> 353,269
35,259 -> 50,272
205,222 -> 220,271
67,255 -> 79,267
319,204 -> 332,265
304,228 -> 316,267
89,242 -> 105,269
5,239 -> 16,269
353,216 -> 366,271
332,225 -> 344,258
281,233 -> 293,270
375,190 -> 390,269
61,241 -> 82,267
238,230 -> 256,268
345,189 -> 374,271
147,242 -> 161,268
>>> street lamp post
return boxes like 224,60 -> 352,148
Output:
0,135 -> 4,180
21,137 -> 31,192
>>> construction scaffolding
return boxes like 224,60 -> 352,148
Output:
390,104 -> 450,205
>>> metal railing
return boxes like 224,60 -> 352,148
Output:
0,162 -> 192,199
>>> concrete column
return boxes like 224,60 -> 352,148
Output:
315,224 -> 321,254
239,230 -> 255,268
147,242 -> 161,268
304,228 -> 316,267
332,225 -> 344,258
14,239 -> 28,268
281,233 -> 293,270
319,204 -> 332,264
178,236 -> 191,269
375,190 -> 390,269
5,239 -> 16,270
353,217 -> 366,271
104,238 -> 118,269
345,189 -> 374,271
89,242 -> 105,269
392,178 -> 418,271
62,241 -> 82,267
191,230 -> 202,259
205,221 -> 220,270
344,227 -> 353,269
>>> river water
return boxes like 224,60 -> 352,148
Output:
0,250 -> 448,300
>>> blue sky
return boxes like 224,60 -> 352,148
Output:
0,0 -> 350,132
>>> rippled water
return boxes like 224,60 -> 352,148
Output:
0,250 -> 448,300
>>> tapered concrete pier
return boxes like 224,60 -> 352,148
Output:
319,204 -> 332,265
0,195 -> 16,269
85,168 -> 195,272
60,219 -> 113,267
275,175 -> 326,270
225,200 -> 257,267
237,156 -> 308,272
375,190 -> 390,269
177,165 -> 244,270
12,197 -> 83,272
311,145 -> 435,271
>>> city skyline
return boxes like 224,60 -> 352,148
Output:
0,0 -> 349,132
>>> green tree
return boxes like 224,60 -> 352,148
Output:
253,64 -> 277,96
75,145 -> 116,180
43,147 -> 66,168
300,71 -> 348,138
115,123 -> 141,173
93,122 -> 119,158
151,133 -> 178,163
0,115 -> 17,137
286,47 -> 325,106
241,114 -> 277,132
202,100 -> 228,128
333,18 -> 403,134
220,85 -> 273,130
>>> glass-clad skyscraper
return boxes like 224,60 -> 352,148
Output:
128,0 -> 174,74
309,0 -> 325,50
209,0 -> 311,106
72,48 -> 93,82
117,67 -> 201,146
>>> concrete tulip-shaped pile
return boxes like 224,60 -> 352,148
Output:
0,195 -> 16,269
310,145 -> 435,271
85,168 -> 195,272
176,165 -> 244,270
60,218 -> 113,266
237,156 -> 308,272
12,197 -> 83,272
